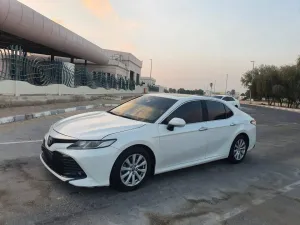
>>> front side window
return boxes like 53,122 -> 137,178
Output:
162,101 -> 203,124
206,100 -> 227,121
109,95 -> 177,123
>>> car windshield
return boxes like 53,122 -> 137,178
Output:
212,96 -> 223,99
109,95 -> 177,123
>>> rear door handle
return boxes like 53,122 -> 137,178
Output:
199,127 -> 208,131
230,122 -> 236,126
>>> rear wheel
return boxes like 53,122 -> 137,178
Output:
110,147 -> 151,191
228,135 -> 248,163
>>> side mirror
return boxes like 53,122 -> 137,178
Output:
167,118 -> 186,131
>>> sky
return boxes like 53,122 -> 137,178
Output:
18,0 -> 300,92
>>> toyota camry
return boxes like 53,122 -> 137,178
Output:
40,94 -> 256,191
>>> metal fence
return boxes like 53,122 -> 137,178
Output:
0,45 -> 136,90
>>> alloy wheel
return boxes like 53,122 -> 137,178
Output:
120,154 -> 147,187
233,139 -> 246,161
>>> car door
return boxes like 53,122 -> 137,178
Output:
203,100 -> 240,158
158,100 -> 209,169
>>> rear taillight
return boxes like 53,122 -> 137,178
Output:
250,120 -> 256,125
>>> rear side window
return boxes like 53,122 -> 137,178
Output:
223,97 -> 235,101
224,105 -> 234,118
205,100 -> 227,121
162,101 -> 203,124
212,96 -> 223,99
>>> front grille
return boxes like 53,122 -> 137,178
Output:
47,136 -> 76,147
41,145 -> 86,179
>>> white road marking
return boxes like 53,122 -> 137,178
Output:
204,179 -> 300,224
274,123 -> 299,127
0,140 -> 42,145
257,124 -> 269,127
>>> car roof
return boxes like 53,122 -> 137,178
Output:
147,93 -> 219,101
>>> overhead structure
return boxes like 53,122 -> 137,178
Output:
0,0 -> 109,64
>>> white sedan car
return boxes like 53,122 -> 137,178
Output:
212,95 -> 240,108
41,94 -> 256,191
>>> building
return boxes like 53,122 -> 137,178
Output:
0,0 -> 143,88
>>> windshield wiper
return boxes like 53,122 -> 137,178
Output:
107,111 -> 117,115
118,114 -> 135,120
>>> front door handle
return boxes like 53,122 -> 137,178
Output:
230,122 -> 236,126
199,127 -> 208,131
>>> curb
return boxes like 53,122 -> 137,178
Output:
242,103 -> 300,113
0,103 -> 119,125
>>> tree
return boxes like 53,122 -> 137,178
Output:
240,55 -> 300,108
272,84 -> 285,106
280,65 -> 298,107
230,89 -> 236,96
241,65 -> 279,104
168,88 -> 177,93
175,88 -> 204,95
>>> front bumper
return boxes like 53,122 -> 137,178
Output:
40,144 -> 121,187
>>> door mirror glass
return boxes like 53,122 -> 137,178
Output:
167,118 -> 186,131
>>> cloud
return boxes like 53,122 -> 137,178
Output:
81,0 -> 114,20
81,0 -> 141,52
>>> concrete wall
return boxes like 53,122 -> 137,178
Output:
0,80 -> 145,96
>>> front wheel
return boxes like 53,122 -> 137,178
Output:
228,135 -> 248,163
110,147 -> 151,191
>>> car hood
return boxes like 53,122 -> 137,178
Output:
52,111 -> 146,140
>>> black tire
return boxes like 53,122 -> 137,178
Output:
228,134 -> 248,163
110,146 -> 152,192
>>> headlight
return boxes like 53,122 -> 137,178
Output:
67,139 -> 117,150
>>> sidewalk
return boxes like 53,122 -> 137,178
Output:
241,101 -> 300,113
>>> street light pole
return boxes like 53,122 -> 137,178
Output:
250,61 -> 255,104
225,74 -> 228,94
149,59 -> 152,80
214,80 -> 216,93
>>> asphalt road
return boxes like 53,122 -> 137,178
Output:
1,105 -> 300,225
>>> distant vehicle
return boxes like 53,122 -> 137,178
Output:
40,93 -> 256,191
212,95 -> 240,108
